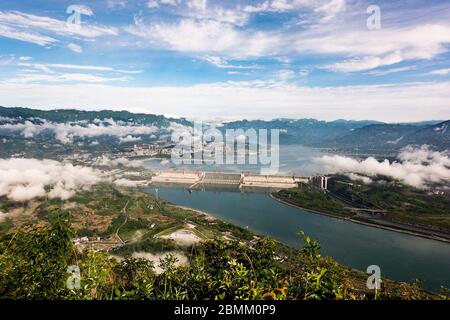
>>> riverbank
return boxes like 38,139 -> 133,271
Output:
167,203 -> 218,221
270,193 -> 450,244
141,185 -> 450,291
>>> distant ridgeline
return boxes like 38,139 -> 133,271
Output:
220,118 -> 450,152
0,106 -> 191,158
0,106 -> 191,127
0,106 -> 448,152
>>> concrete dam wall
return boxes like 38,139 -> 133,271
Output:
151,170 -> 310,189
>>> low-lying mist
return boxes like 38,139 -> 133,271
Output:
0,158 -> 102,201
317,145 -> 450,188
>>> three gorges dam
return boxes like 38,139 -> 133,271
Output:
151,170 -> 314,190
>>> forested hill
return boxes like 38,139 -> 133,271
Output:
0,106 -> 191,127
1,106 -> 448,151
220,118 -> 449,151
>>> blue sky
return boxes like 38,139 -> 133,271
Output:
0,0 -> 449,121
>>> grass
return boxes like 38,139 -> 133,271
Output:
117,218 -> 149,240
153,224 -> 184,238
112,237 -> 177,256
0,218 -> 13,233
275,184 -> 355,217
1,182 -> 446,299
329,176 -> 450,231
275,177 -> 450,233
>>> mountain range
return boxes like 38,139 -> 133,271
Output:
0,106 -> 448,153
220,118 -> 449,151
0,106 -> 190,127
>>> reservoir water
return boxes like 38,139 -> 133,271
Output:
143,144 -> 330,176
142,144 -> 450,292
143,186 -> 450,292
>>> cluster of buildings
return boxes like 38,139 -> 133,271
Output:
310,175 -> 329,190
133,144 -> 173,157
73,236 -> 123,252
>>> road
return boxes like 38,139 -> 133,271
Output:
115,200 -> 129,245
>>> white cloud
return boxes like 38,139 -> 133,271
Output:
274,69 -> 296,81
367,66 -> 416,76
95,156 -> 144,168
0,158 -> 102,201
347,173 -> 373,184
7,60 -> 142,85
317,145 -> 450,188
147,0 -> 180,8
5,73 -> 130,84
0,10 -> 117,46
107,0 -> 128,9
125,1 -> 450,70
299,24 -> 450,72
200,7 -> 249,26
149,0 -> 249,26
70,5 -> 94,17
167,121 -> 193,136
161,0 -> 179,5
326,52 -> 403,73
244,0 -> 345,18
0,117 -> 15,123
0,54 -> 16,65
0,119 -> 158,143
0,24 -> 57,46
201,55 -> 255,69
227,71 -> 250,75
298,69 -> 309,77
119,135 -> 142,143
270,0 -> 295,11
243,1 -> 270,13
314,0 -> 346,23
67,43 -> 83,53
187,0 -> 207,11
114,178 -> 147,187
428,68 -> 450,76
19,62 -> 142,74
0,80 -> 449,122
127,18 -> 280,58
147,0 -> 159,8
8,184 -> 46,201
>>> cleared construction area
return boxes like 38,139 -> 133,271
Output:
151,170 -> 202,185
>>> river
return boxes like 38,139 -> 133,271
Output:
142,145 -> 450,292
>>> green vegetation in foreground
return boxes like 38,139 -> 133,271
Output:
1,217 -> 445,300
0,184 -> 447,300
275,183 -> 355,217
0,219 -> 13,233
